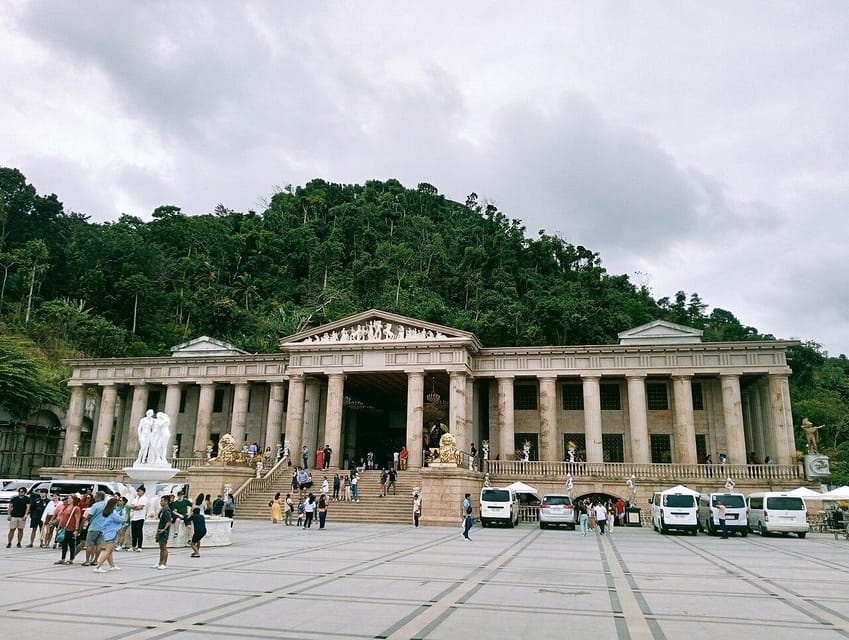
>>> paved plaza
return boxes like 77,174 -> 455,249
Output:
1,518 -> 849,640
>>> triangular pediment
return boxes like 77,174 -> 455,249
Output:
618,320 -> 703,345
280,309 -> 478,347
171,336 -> 249,357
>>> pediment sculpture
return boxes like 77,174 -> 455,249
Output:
301,319 -> 448,344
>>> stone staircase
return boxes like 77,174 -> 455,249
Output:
234,469 -> 422,525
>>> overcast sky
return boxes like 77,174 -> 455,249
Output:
2,2 -> 847,354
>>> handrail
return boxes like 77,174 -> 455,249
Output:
484,461 -> 802,482
232,455 -> 291,504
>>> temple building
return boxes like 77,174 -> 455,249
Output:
58,309 -> 799,475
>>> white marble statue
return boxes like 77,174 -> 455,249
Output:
151,412 -> 171,464
626,474 -> 637,505
565,473 -> 574,499
135,409 -> 156,465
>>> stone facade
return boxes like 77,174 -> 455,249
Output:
60,311 -> 798,480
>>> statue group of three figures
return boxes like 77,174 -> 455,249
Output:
135,410 -> 171,466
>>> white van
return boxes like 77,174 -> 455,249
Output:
650,485 -> 699,535
698,493 -> 748,536
747,492 -> 808,538
480,487 -> 520,528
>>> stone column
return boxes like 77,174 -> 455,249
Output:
264,382 -> 285,455
757,380 -> 775,462
62,385 -> 87,462
284,375 -> 306,463
193,383 -> 215,455
672,376 -> 697,464
720,374 -> 746,464
302,378 -> 321,461
626,375 -> 650,464
449,371 -> 468,453
497,376 -> 514,459
123,384 -> 149,457
582,376 -> 603,463
163,383 -> 181,452
466,377 -> 475,453
93,384 -> 118,456
324,373 -> 345,469
538,376 -> 558,462
769,374 -> 795,464
406,371 -> 425,469
229,382 -> 250,446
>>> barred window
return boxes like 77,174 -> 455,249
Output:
213,388 -> 225,413
600,383 -> 621,410
514,385 -> 538,411
691,382 -> 704,411
646,382 -> 669,410
602,434 -> 624,462
562,384 -> 584,410
650,434 -> 672,463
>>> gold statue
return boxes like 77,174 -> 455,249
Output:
438,432 -> 460,466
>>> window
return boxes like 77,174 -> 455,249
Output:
147,390 -> 161,412
562,384 -> 583,410
646,382 -> 669,410
602,434 -> 624,462
650,434 -> 672,463
514,385 -> 538,411
563,434 -> 586,461
691,382 -> 704,410
213,388 -> 225,413
600,383 -> 621,410
179,389 -> 187,413
514,433 -> 538,460
695,434 -> 707,462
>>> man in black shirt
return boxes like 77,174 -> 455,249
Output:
6,487 -> 30,548
27,488 -> 50,547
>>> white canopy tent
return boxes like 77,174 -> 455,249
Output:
664,484 -> 700,495
505,481 -> 538,495
820,486 -> 849,500
786,487 -> 823,497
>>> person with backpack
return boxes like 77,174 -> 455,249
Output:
461,493 -> 473,541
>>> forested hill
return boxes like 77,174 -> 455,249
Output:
2,166 -> 848,481
0,167 -> 765,358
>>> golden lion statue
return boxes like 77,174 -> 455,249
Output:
437,432 -> 460,466
211,434 -> 240,464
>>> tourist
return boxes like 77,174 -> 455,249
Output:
332,474 -> 341,501
379,468 -> 388,497
284,493 -> 294,526
212,494 -> 225,516
115,496 -> 131,551
224,493 -> 235,524
594,501 -> 608,535
204,494 -> 213,514
171,492 -> 193,540
41,492 -> 62,548
393,449 -> 400,470
413,493 -> 421,527
81,491 -> 107,566
578,499 -> 589,536
321,476 -> 329,495
343,474 -> 352,501
296,499 -> 305,527
269,492 -> 283,523
317,493 -> 328,529
468,443 -> 476,470
351,473 -> 360,502
154,495 -> 173,569
316,447 -> 325,470
93,497 -> 125,572
462,493 -> 473,541
302,445 -> 309,469
387,468 -> 397,495
303,494 -> 316,528
291,469 -> 299,495
323,444 -> 332,469
615,497 -> 626,527
6,486 -> 30,548
297,467 -> 310,498
130,486 -> 148,552
367,451 -> 374,470
718,500 -> 729,539
27,488 -> 49,547
54,495 -> 81,565
399,446 -> 408,470
184,506 -> 206,557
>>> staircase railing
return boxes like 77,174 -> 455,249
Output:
232,456 -> 292,504
63,456 -> 207,471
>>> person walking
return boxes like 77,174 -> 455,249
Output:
594,501 -> 608,535
302,445 -> 309,469
27,488 -> 49,547
93,497 -> 125,572
387,468 -> 397,495
378,469 -> 388,497
462,493 -> 473,541
579,499 -> 589,536
81,491 -> 107,567
6,486 -> 30,548
718,500 -> 729,539
54,495 -> 81,565
413,493 -> 422,527
224,494 -> 235,525
399,446 -> 408,470
269,492 -> 283,523
332,474 -> 341,501
41,492 -> 62,548
284,493 -> 294,526
303,494 -> 316,528
318,494 -> 328,529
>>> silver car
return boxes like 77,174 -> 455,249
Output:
539,494 -> 576,529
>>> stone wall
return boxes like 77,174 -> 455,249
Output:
419,467 -> 483,527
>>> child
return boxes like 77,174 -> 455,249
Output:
296,499 -> 305,527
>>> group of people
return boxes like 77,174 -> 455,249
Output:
301,444 -> 334,470
577,497 -> 627,536
270,491 -> 329,529
5,485 -> 237,572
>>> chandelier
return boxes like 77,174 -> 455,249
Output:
425,377 -> 446,407
343,395 -> 372,410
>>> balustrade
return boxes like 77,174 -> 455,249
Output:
65,456 -> 206,471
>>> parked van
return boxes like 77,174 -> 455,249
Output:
649,484 -> 699,535
480,487 -> 520,527
747,492 -> 808,538
28,479 -> 116,501
698,493 -> 748,536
